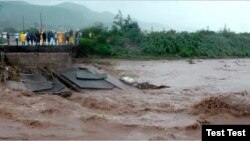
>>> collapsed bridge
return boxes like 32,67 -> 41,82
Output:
0,45 -> 121,97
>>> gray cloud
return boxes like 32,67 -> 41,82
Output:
19,0 -> 250,32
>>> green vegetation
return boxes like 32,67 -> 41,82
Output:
76,23 -> 112,57
78,11 -> 250,59
0,37 -> 4,44
78,11 -> 142,58
141,29 -> 250,58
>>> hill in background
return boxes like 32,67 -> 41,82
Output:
0,1 -> 167,31
0,1 -> 114,31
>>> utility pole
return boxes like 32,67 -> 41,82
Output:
40,13 -> 43,31
34,22 -> 37,29
22,16 -> 24,32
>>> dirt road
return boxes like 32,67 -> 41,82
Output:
0,59 -> 250,140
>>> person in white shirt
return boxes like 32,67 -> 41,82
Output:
15,33 -> 19,46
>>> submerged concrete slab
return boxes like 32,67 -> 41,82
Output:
58,68 -> 115,89
76,69 -> 107,80
79,65 -> 129,90
20,73 -> 47,82
5,53 -> 72,68
23,82 -> 52,92
20,73 -> 53,92
42,80 -> 66,93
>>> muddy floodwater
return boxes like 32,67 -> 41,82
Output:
0,59 -> 250,140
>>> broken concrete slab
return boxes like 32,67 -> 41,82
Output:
20,73 -> 53,92
79,65 -> 129,90
58,68 -> 115,89
76,68 -> 107,80
41,80 -> 72,97
53,71 -> 81,92
20,73 -> 48,82
23,82 -> 52,92
42,80 -> 66,93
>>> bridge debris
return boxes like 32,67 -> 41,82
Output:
120,76 -> 170,90
76,68 -> 107,80
57,68 -> 115,90
20,73 -> 53,92
3,66 -> 71,97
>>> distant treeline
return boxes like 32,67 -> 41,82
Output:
141,30 -> 250,58
76,11 -> 250,58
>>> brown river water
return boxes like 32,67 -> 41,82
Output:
0,59 -> 250,140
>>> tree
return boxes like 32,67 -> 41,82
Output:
80,22 -> 108,40
125,21 -> 141,42
112,10 -> 123,33
123,15 -> 132,32
111,11 -> 141,42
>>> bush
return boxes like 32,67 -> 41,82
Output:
77,38 -> 95,57
77,38 -> 112,57
107,35 -> 127,46
80,22 -> 108,39
0,37 -> 5,44
76,12 -> 250,59
94,43 -> 112,56
140,30 -> 250,58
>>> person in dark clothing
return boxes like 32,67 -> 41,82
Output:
50,31 -> 55,45
48,31 -> 52,44
54,32 -> 58,45
42,31 -> 46,45
74,32 -> 78,45
15,33 -> 19,46
66,33 -> 70,45
26,32 -> 31,45
35,30 -> 40,45
30,33 -> 34,45
63,33 -> 67,45
7,32 -> 10,45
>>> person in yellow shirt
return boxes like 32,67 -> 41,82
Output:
57,32 -> 63,45
69,35 -> 74,45
68,30 -> 74,45
20,32 -> 26,46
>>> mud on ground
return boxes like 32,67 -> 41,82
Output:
0,59 -> 250,140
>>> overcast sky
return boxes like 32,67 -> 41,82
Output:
20,0 -> 250,32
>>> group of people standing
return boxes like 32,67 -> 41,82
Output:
15,30 -> 82,46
